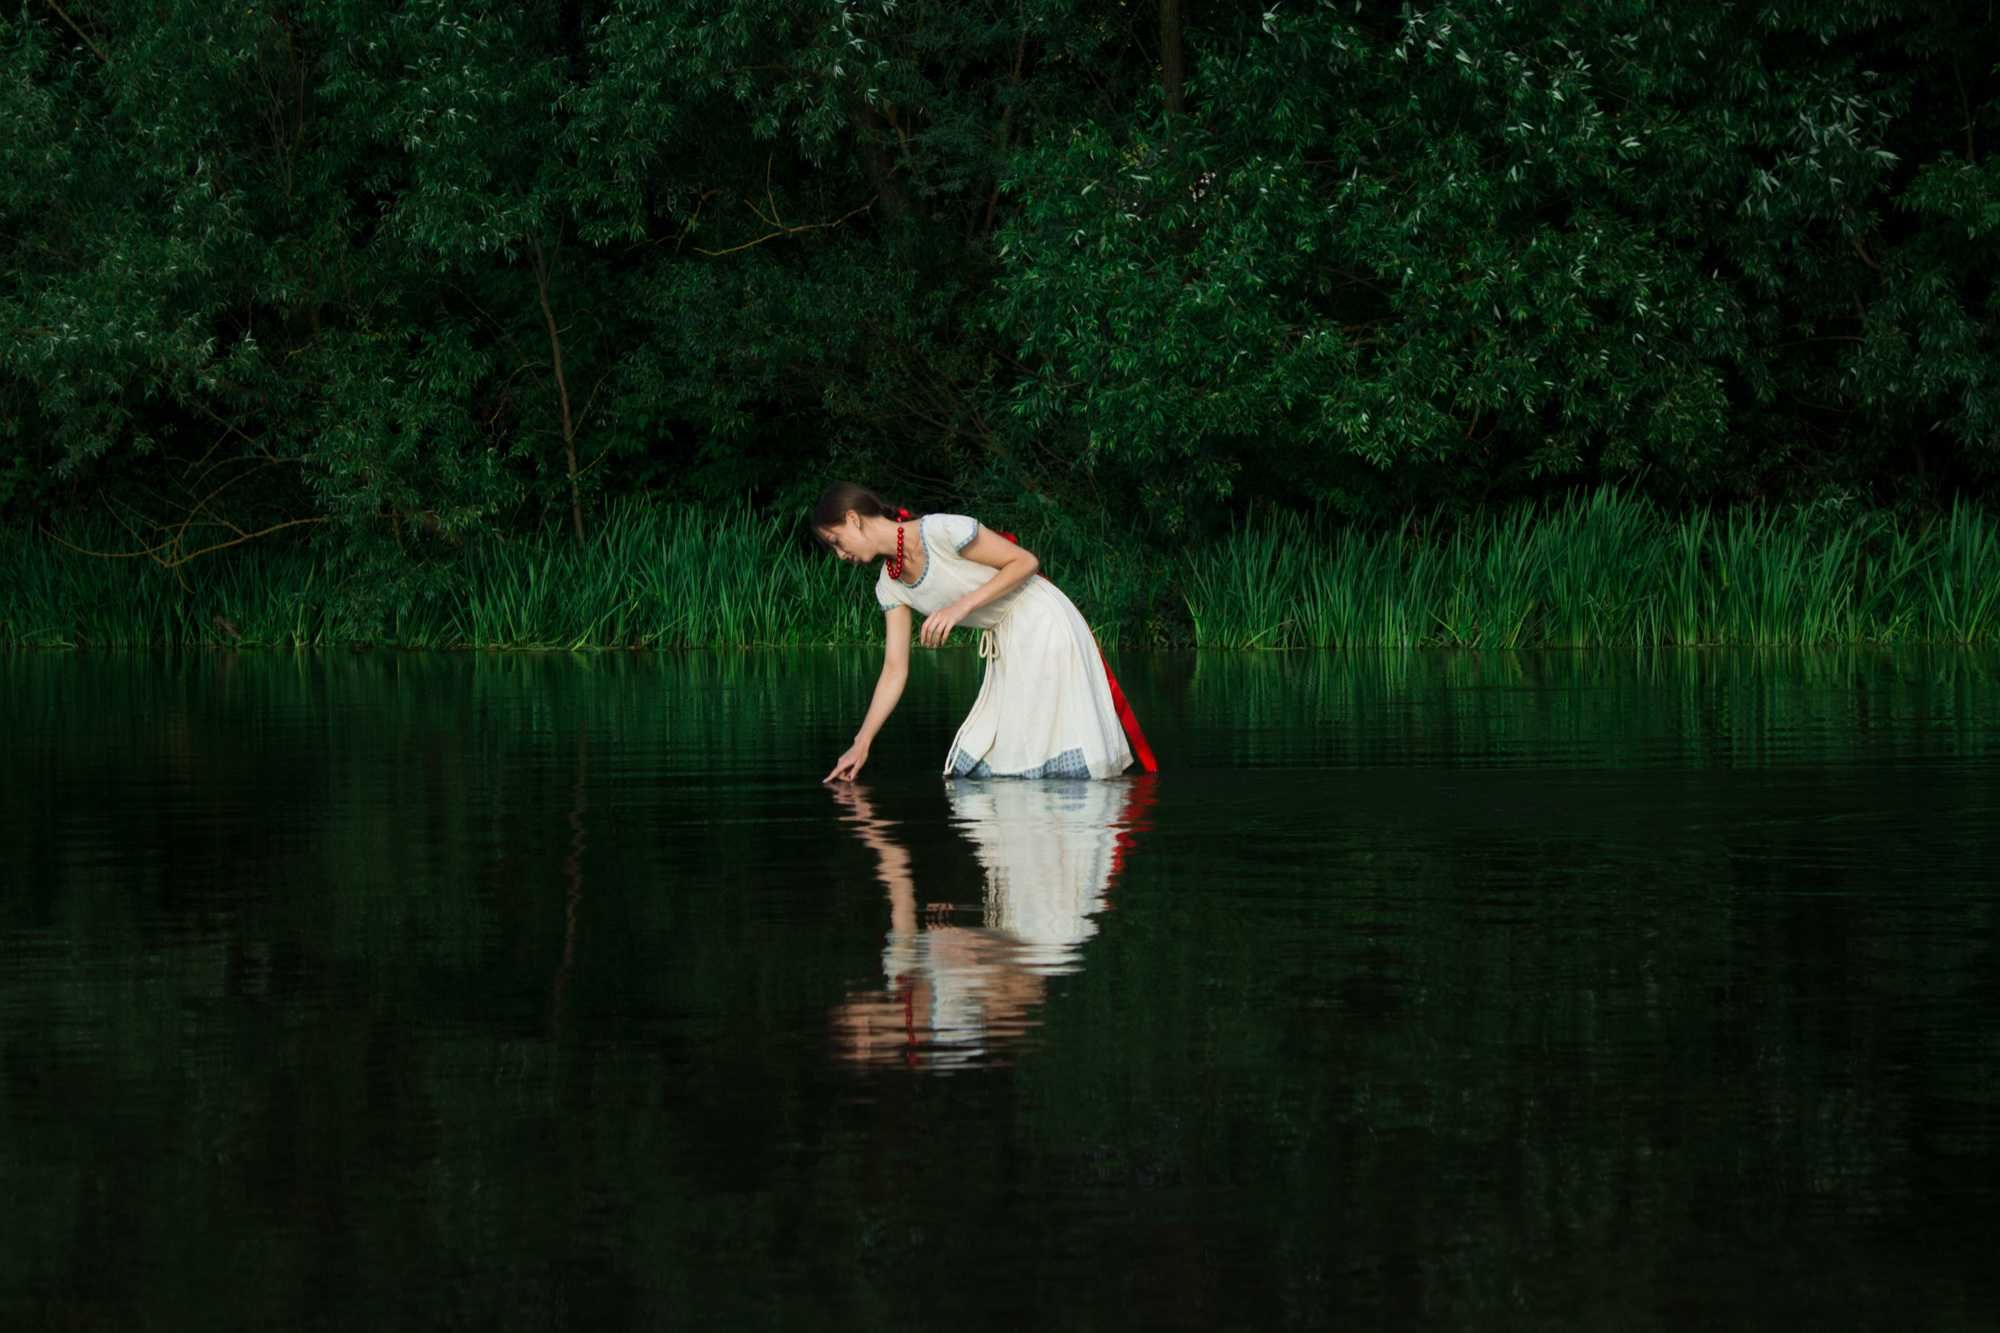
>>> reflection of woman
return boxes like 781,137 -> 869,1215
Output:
830,779 -> 1154,1070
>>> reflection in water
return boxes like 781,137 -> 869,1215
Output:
832,779 -> 1156,1070
6,649 -> 1999,1329
548,731 -> 588,1039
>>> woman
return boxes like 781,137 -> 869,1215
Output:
813,482 -> 1156,782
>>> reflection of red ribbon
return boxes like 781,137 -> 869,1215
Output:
994,528 -> 1158,774
1107,775 -> 1159,888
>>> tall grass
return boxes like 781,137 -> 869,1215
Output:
1183,491 -> 2000,649
443,504 -> 879,649
6,491 -> 2000,649
1,503 -> 880,650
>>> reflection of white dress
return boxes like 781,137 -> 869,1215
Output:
876,780 -> 1131,1065
875,514 -> 1134,780
952,779 -> 1124,974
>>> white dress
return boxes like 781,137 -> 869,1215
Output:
876,513 -> 1136,780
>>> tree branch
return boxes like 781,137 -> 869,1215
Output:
43,516 -> 326,569
42,0 -> 108,64
693,197 -> 876,257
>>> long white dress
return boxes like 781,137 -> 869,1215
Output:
875,513 -> 1135,780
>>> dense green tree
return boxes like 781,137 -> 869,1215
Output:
991,1 -> 2000,524
3,0 -> 1998,571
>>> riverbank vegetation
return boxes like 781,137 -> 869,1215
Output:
7,1 -> 2000,645
7,492 -> 1998,649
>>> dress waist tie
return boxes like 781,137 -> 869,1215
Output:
978,628 -> 999,660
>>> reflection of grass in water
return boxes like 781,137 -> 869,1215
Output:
1184,492 -> 2000,649
1191,645 -> 2000,764
0,648 -> 937,992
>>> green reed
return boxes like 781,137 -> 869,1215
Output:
1183,492 -> 2000,649
1,504 -> 881,650
7,491 -> 2000,649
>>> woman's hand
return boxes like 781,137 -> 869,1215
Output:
823,743 -> 870,784
919,600 -> 969,649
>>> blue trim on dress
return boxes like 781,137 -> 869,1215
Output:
947,745 -> 1090,780
956,519 -> 980,552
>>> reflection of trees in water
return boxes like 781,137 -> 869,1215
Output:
548,731 -> 588,1039
830,779 -> 1156,1071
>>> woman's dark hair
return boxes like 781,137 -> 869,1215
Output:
811,482 -> 916,545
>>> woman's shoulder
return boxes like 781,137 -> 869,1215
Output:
923,512 -> 981,553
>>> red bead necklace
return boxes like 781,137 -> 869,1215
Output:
884,507 -> 913,581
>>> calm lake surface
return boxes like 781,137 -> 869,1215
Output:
4,648 -> 1998,1330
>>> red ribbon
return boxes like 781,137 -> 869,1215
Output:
1096,648 -> 1159,773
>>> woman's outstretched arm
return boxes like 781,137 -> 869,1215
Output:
824,604 -> 912,783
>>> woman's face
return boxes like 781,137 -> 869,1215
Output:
818,513 -> 870,565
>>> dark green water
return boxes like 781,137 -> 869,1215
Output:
4,649 -> 1998,1331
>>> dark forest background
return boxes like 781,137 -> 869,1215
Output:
5,0 -> 1999,577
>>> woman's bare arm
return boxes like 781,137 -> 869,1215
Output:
824,604 -> 912,782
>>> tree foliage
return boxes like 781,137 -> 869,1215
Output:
3,0 -> 1998,561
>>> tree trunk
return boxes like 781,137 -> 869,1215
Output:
1159,0 -> 1186,118
851,102 -> 913,222
976,23 -> 1032,240
531,237 -> 587,544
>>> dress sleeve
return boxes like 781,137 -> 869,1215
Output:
935,513 -> 980,553
875,571 -> 903,613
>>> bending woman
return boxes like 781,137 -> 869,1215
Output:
813,482 -> 1155,783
